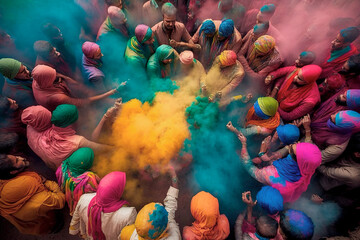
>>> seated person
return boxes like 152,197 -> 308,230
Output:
69,171 -> 136,240
97,6 -> 130,41
279,209 -> 314,240
182,191 -> 230,240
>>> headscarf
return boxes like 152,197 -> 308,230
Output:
82,42 -> 100,59
273,154 -> 302,183
0,58 -> 21,79
135,24 -> 153,44
87,171 -> 128,240
135,202 -> 169,239
260,4 -> 276,15
340,26 -> 360,43
327,110 -> 360,133
218,50 -> 237,67
272,143 -> 322,202
218,19 -> 234,38
180,50 -> 194,65
0,172 -> 45,216
108,6 -> 127,26
245,97 -> 280,130
253,22 -> 269,35
277,65 -> 321,112
347,89 -> 360,110
247,35 -> 275,67
147,45 -> 176,79
276,124 -> 300,145
21,105 -> 52,131
55,148 -> 99,214
183,191 -> 230,240
32,64 -> 57,89
326,73 -> 345,90
256,186 -> 283,215
51,104 -> 79,128
199,20 -> 216,36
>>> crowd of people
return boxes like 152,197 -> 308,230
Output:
0,0 -> 360,239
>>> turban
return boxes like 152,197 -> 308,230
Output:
301,64 -> 322,84
62,148 -> 94,178
82,41 -> 100,59
299,51 -> 316,65
326,73 -> 345,90
333,110 -> 360,131
276,124 -> 300,145
179,50 -> 194,65
254,35 -> 275,54
253,22 -> 269,35
199,20 -> 216,36
135,24 -> 153,44
347,89 -> 360,110
21,105 -> 52,131
254,97 -> 279,119
260,4 -> 276,15
51,104 -> 79,128
135,202 -> 168,239
108,6 -> 126,25
340,26 -> 360,43
31,65 -> 57,88
219,50 -> 237,67
256,186 -> 284,215
0,58 -> 21,79
219,19 -> 234,38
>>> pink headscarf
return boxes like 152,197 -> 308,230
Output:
21,105 -> 52,131
135,24 -> 151,43
87,171 -> 128,240
82,41 -> 100,59
108,6 -> 126,26
32,64 -> 57,89
273,143 -> 321,202
180,50 -> 194,65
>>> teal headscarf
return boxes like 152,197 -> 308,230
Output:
147,45 -> 175,79
0,58 -> 21,79
51,104 -> 79,127
61,148 -> 94,179
156,44 -> 174,61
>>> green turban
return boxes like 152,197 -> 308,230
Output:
62,148 -> 94,178
51,104 -> 79,127
0,58 -> 21,79
257,97 -> 279,117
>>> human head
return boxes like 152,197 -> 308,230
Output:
0,96 -> 18,114
0,133 -> 19,153
63,148 -> 94,177
340,53 -> 360,75
106,0 -> 122,8
0,154 -> 29,179
218,19 -> 234,39
256,215 -> 279,239
21,105 -> 52,131
0,58 -> 21,79
331,27 -> 360,51
279,209 -> 314,240
253,35 -> 275,57
108,6 -> 127,28
319,73 -> 345,96
51,104 -> 79,128
135,202 -> 168,239
42,23 -> 64,44
82,41 -> 102,60
162,3 -> 177,31
190,191 -> 220,228
33,40 -> 60,60
135,24 -> 154,44
179,50 -> 194,66
0,30 -> 13,48
295,142 -> 322,175
253,22 -> 269,41
295,51 -> 316,68
256,186 -> 283,215
293,64 -> 322,87
257,4 -> 276,24
276,124 -> 300,145
218,0 -> 233,14
254,97 -> 279,120
346,89 -> 360,110
156,45 -> 175,64
218,50 -> 237,67
329,110 -> 360,133
199,19 -> 216,38
31,64 -> 57,89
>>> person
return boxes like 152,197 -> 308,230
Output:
182,191 -> 230,240
255,4 -> 283,46
237,131 -> 322,202
142,0 -> 168,27
69,171 -> 136,240
97,6 -> 130,41
266,51 -> 316,97
55,147 -> 100,215
151,3 -> 196,52
81,41 -> 107,92
203,50 -> 245,101
339,53 -> 360,89
0,96 -> 26,137
320,27 -> 360,79
21,104 -> 114,170
0,58 -> 36,108
238,35 -> 282,82
0,154 -> 29,180
275,64 -> 322,122
239,22 -> 270,59
33,40 -> 74,78
279,209 -> 314,240
31,64 -> 118,111
0,171 -> 65,235
318,73 -> 346,102
0,133 -> 19,154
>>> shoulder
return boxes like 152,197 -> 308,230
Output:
152,22 -> 162,32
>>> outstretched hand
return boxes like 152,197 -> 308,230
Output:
242,191 -> 257,207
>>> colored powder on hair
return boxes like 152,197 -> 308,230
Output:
147,204 -> 168,238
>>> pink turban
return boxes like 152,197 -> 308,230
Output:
32,65 -> 57,89
108,6 -> 126,26
326,73 -> 345,90
180,50 -> 194,65
301,64 -> 322,84
219,50 -> 237,67
21,105 -> 52,131
82,41 -> 100,59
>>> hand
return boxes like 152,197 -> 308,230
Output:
193,44 -> 201,50
292,118 -> 302,127
265,75 -> 273,85
104,99 -> 122,119
242,93 -> 253,103
237,132 -> 247,143
201,84 -> 207,94
242,191 -> 257,207
167,164 -> 178,187
260,136 -> 271,153
226,121 -> 236,132
114,98 -> 122,109
272,131 -> 278,141
302,114 -> 311,129
215,91 -> 222,100
170,39 -> 178,48
208,94 -> 215,102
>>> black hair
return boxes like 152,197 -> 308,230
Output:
0,154 -> 17,180
0,133 -> 19,153
256,215 -> 279,239
347,54 -> 360,74
0,95 -> 11,115
280,209 -> 314,240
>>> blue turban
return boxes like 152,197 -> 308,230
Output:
256,186 -> 284,215
260,4 -> 276,14
199,20 -> 216,36
276,124 -> 300,145
219,19 -> 234,38
340,27 -> 360,43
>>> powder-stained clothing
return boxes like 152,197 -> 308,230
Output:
2,77 -> 37,108
152,21 -> 192,48
142,1 -> 162,27
69,193 -> 137,240
120,186 -> 181,240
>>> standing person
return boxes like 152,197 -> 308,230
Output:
0,170 -> 65,235
55,148 -> 100,215
97,6 -> 131,41
182,191 -> 230,240
142,0 -> 169,27
69,171 -> 136,240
